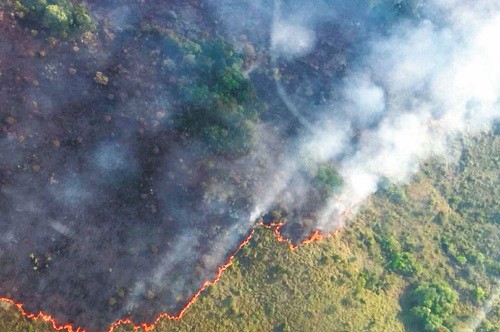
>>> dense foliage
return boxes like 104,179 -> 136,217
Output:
378,235 -> 421,276
14,0 -> 94,35
148,27 -> 259,156
410,282 -> 458,331
175,40 -> 258,156
313,163 -> 343,198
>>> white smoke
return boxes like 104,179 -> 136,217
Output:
264,0 -> 500,232
338,2 -> 495,227
271,20 -> 316,58
270,0 -> 320,58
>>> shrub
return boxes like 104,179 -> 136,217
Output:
473,287 -> 486,303
456,255 -> 467,265
388,252 -> 420,276
313,163 -> 343,198
174,40 -> 258,156
410,281 -> 457,331
15,0 -> 94,36
379,235 -> 420,276
42,4 -> 71,32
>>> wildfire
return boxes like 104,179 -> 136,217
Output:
0,206 -> 353,332
260,206 -> 352,250
0,297 -> 83,332
107,229 -> 256,332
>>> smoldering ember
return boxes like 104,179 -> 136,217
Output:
0,0 -> 498,331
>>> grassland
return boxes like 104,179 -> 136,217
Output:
1,132 -> 498,331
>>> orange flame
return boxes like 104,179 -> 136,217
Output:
107,229 -> 256,332
0,206 -> 353,332
0,297 -> 83,332
260,204 -> 352,251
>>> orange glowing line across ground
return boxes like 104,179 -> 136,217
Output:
0,297 -> 84,332
260,221 -> 319,250
0,207 -> 352,332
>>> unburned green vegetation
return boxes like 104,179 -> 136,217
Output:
173,39 -> 258,156
14,0 -> 94,36
313,163 -> 343,199
139,22 -> 260,157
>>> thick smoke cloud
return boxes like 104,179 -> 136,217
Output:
313,1 -> 499,230
228,0 -> 500,234
0,0 -> 498,331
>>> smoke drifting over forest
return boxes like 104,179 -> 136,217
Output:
0,0 -> 498,330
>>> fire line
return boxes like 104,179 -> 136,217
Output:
0,207 -> 352,332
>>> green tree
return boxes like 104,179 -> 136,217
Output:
379,235 -> 420,276
15,0 -> 94,36
410,281 -> 458,331
175,40 -> 258,156
42,4 -> 72,32
314,163 -> 343,198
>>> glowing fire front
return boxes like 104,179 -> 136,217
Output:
0,210 -> 350,332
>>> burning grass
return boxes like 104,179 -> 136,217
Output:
1,133 -> 498,332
